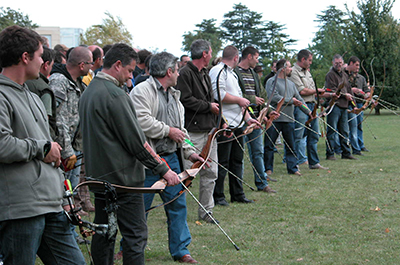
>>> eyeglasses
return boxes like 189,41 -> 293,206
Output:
81,61 -> 94,65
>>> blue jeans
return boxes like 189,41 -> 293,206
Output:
348,109 -> 361,153
0,211 -> 85,265
334,133 -> 342,154
294,103 -> 320,166
244,127 -> 269,190
264,122 -> 298,174
144,152 -> 191,260
356,102 -> 366,149
294,107 -> 307,165
326,105 -> 351,157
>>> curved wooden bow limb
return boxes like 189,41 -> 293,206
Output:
75,180 -> 165,193
361,85 -> 375,111
242,106 -> 269,135
74,169 -> 199,194
244,67 -> 285,137
264,97 -> 285,131
190,128 -> 221,170
319,82 -> 345,117
305,105 -> 318,127
305,81 -> 321,127
330,82 -> 345,107
361,59 -> 381,125
349,86 -> 375,119
361,60 -> 370,86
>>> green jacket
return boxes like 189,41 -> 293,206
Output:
25,73 -> 59,141
79,72 -> 169,189
0,74 -> 63,221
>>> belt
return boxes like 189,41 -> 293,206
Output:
159,152 -> 173,157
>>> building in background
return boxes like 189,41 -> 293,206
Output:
36,27 -> 82,48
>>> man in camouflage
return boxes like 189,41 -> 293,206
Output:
49,46 -> 92,226
49,46 -> 91,174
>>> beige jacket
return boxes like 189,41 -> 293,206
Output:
130,76 -> 195,160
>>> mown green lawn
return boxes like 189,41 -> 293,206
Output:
37,110 -> 400,264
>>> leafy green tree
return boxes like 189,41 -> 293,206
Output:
310,1 -> 400,109
221,3 -> 265,52
262,21 -> 296,60
221,3 -> 296,73
80,12 -> 132,46
181,19 -> 223,58
309,5 -> 352,87
346,0 -> 400,111
0,7 -> 38,31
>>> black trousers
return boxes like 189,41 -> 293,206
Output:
92,192 -> 147,265
214,127 -> 246,202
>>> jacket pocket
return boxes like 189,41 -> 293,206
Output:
31,161 -> 63,202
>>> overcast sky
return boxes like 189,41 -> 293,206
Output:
5,0 -> 400,57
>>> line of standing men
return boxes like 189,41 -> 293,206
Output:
0,23 -> 371,265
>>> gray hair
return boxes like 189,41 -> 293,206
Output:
149,52 -> 178,78
332,54 -> 343,62
190,39 -> 211,60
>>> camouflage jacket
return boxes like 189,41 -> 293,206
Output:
49,65 -> 85,158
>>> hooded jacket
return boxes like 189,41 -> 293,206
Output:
49,63 -> 86,157
0,74 -> 64,221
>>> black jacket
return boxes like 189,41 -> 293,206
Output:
176,61 -> 217,132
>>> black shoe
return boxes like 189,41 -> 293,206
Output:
215,199 -> 229,206
341,155 -> 358,160
326,155 -> 336,160
361,147 -> 369,152
353,152 -> 364,156
231,197 -> 254,203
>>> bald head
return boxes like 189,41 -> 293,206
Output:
88,45 -> 101,52
67,46 -> 92,66
66,46 -> 93,79
88,45 -> 104,70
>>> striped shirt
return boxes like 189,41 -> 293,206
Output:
238,66 -> 259,116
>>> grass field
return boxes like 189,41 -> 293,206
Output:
37,110 -> 400,264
